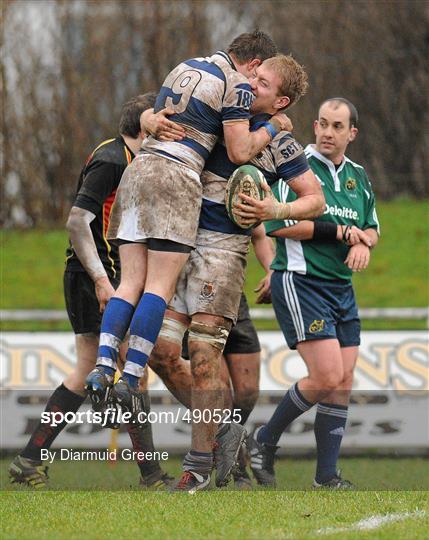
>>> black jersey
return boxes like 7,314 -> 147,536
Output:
65,136 -> 134,278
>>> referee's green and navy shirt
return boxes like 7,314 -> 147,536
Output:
265,144 -> 380,281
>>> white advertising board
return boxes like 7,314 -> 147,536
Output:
1,331 -> 428,450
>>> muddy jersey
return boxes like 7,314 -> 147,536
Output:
141,51 -> 253,175
265,144 -> 380,281
65,136 -> 134,279
197,113 -> 309,254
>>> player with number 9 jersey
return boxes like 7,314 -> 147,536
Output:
108,33 -> 281,249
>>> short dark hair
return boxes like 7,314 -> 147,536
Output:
119,93 -> 157,138
319,97 -> 359,128
227,30 -> 277,63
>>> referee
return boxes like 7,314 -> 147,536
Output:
247,98 -> 380,488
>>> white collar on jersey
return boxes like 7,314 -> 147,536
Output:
214,51 -> 237,71
304,144 -> 347,192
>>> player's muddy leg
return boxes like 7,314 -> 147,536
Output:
188,315 -> 227,453
179,314 -> 227,484
220,355 -> 233,409
186,313 -> 245,487
149,310 -> 192,408
226,351 -> 260,425
224,352 -> 259,488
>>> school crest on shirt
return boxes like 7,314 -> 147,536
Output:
309,320 -> 325,333
345,178 -> 357,191
200,282 -> 215,300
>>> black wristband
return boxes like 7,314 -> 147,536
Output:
342,225 -> 351,243
313,220 -> 338,241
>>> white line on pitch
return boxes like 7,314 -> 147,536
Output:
316,509 -> 426,535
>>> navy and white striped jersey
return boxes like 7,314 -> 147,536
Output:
197,113 -> 310,253
142,51 -> 253,174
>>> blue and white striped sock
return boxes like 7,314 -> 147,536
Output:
257,382 -> 314,446
96,297 -> 135,377
314,402 -> 348,483
122,293 -> 167,388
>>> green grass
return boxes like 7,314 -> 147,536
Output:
1,491 -> 428,540
1,198 -> 428,330
1,458 -> 428,539
2,457 -> 428,492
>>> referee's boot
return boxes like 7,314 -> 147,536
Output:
247,427 -> 278,487
213,422 -> 246,487
312,470 -> 354,489
110,378 -> 145,424
85,367 -> 114,412
8,455 -> 49,489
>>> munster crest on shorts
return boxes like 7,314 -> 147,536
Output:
309,320 -> 325,333
345,178 -> 357,191
200,282 -> 215,300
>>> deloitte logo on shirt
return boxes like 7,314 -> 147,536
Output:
324,204 -> 359,220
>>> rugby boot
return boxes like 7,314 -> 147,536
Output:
171,471 -> 211,493
232,446 -> 252,489
232,466 -> 253,489
213,422 -> 246,487
8,455 -> 49,489
140,470 -> 175,490
312,470 -> 354,489
85,367 -> 114,412
110,378 -> 145,423
247,428 -> 278,487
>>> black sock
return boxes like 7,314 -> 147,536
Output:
21,384 -> 85,461
258,383 -> 314,446
232,403 -> 253,426
314,403 -> 348,483
126,391 -> 161,478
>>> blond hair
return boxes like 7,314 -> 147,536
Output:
263,54 -> 308,108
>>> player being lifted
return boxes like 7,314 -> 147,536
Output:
85,31 -> 288,449
143,54 -> 325,491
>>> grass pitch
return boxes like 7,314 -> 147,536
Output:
1,198 -> 428,331
1,457 -> 428,539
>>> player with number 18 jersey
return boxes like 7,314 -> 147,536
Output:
109,51 -> 256,249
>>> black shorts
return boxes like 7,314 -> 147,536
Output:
223,294 -> 261,355
116,238 -> 192,253
181,294 -> 261,359
63,270 -> 119,335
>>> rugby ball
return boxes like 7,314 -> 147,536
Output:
225,165 -> 265,229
